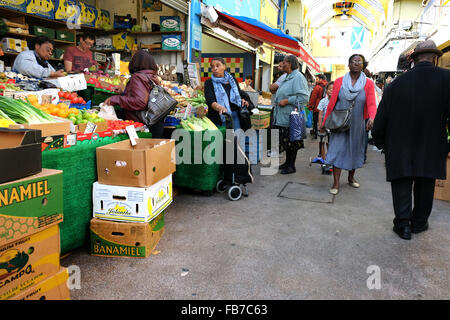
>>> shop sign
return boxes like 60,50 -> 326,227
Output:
260,0 -> 278,29
189,0 -> 202,53
203,0 -> 261,20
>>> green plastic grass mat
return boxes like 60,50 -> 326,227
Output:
42,132 -> 152,254
173,127 -> 225,192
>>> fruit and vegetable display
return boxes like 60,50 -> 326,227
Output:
67,110 -> 106,126
85,73 -> 128,93
107,120 -> 145,131
0,96 -> 57,124
58,91 -> 87,105
180,116 -> 218,131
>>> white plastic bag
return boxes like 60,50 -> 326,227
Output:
98,103 -> 119,120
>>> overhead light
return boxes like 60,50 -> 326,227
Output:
341,14 -> 349,21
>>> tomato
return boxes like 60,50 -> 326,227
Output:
58,91 -> 65,98
63,92 -> 71,99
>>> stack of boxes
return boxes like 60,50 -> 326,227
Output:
90,138 -> 176,258
0,128 -> 69,300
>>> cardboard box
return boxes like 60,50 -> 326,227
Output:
96,139 -> 176,188
90,212 -> 165,258
93,174 -> 173,223
161,34 -> 182,50
31,25 -> 55,39
77,121 -> 108,134
0,169 -> 63,245
160,16 -> 180,31
435,158 -> 450,202
0,128 -> 42,184
1,38 -> 27,53
95,35 -> 113,50
9,119 -> 71,137
0,0 -> 27,12
54,0 -> 79,22
0,225 -> 61,300
43,73 -> 87,92
251,110 -> 271,129
95,8 -> 111,28
41,134 -> 66,152
11,267 -> 70,300
75,130 -> 112,143
79,2 -> 97,28
26,0 -> 55,20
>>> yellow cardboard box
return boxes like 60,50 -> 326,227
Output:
0,224 -> 60,300
11,267 -> 70,300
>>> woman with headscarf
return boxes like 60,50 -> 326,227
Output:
204,57 -> 251,130
321,54 -> 377,195
273,55 -> 310,174
105,50 -> 164,138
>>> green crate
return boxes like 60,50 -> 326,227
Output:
173,127 -> 225,192
56,30 -> 75,43
54,48 -> 65,59
31,25 -> 55,39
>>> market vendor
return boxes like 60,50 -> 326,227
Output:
64,33 -> 97,73
12,36 -> 65,79
104,50 -> 164,138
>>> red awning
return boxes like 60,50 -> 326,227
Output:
216,10 -> 320,73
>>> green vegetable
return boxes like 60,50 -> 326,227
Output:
0,96 -> 55,124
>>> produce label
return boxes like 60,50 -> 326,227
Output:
0,170 -> 63,245
0,225 -> 60,300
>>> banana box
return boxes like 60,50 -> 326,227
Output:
54,0 -> 79,23
95,8 -> 111,29
0,0 -> 27,12
92,175 -> 173,223
26,0 -> 55,19
79,1 -> 97,28
112,32 -> 127,50
0,224 -> 61,300
90,212 -> 165,258
0,169 -> 63,246
11,267 -> 70,300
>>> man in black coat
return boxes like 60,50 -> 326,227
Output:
372,40 -> 450,240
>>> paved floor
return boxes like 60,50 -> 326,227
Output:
62,137 -> 450,300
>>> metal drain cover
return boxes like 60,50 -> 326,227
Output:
278,182 -> 334,203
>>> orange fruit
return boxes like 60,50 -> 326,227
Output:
58,109 -> 69,118
68,108 -> 79,115
27,95 -> 38,105
49,106 -> 59,116
57,103 -> 69,109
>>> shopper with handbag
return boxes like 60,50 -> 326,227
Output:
273,55 -> 310,174
204,57 -> 252,131
321,54 -> 377,195
105,50 -> 166,138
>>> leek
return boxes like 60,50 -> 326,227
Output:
0,96 -> 54,124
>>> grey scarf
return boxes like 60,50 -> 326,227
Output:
341,72 -> 366,101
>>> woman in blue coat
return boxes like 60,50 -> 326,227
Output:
273,55 -> 310,174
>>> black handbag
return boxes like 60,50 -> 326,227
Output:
138,80 -> 178,127
238,105 -> 252,131
324,99 -> 355,133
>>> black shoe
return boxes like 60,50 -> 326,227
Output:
279,162 -> 289,170
280,166 -> 296,175
393,225 -> 412,240
411,222 -> 429,234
